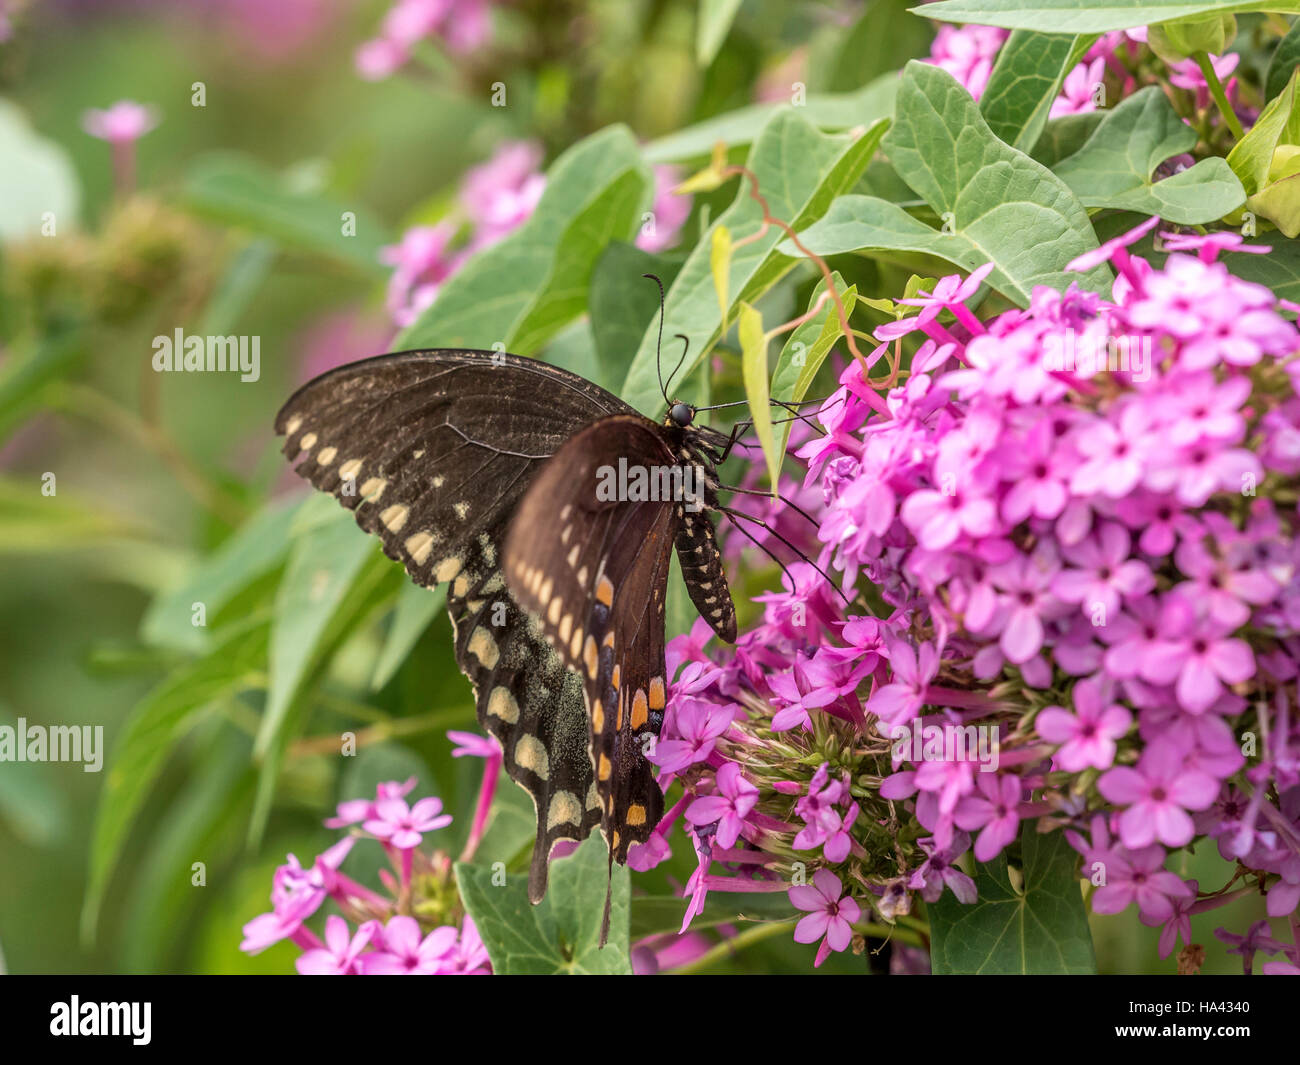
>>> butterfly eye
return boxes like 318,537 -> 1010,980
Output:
669,402 -> 693,427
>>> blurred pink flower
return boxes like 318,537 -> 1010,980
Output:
925,24 -> 1007,100
81,100 -> 158,144
637,165 -> 691,253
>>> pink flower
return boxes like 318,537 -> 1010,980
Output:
240,837 -> 356,954
789,868 -> 861,967
364,796 -> 453,849
1098,737 -> 1220,848
1052,522 -> 1154,617
296,915 -> 379,975
685,763 -> 758,848
1090,844 -> 1194,924
1052,57 -> 1105,117
1138,607 -> 1255,714
650,698 -> 734,773
954,773 -> 1023,861
360,916 -> 458,974
460,140 -> 546,247
924,24 -> 1007,100
325,777 -> 417,828
81,100 -> 159,144
1036,676 -> 1132,771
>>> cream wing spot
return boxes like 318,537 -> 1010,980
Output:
404,531 -> 434,565
285,415 -> 303,435
435,556 -> 462,584
547,791 -> 583,830
468,629 -> 500,669
487,687 -> 519,723
359,476 -> 386,501
316,446 -> 337,465
380,504 -> 409,532
515,735 -> 549,780
299,432 -> 318,450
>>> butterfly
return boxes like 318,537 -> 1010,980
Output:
274,306 -> 766,941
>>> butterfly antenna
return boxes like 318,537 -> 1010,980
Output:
720,506 -> 851,604
716,481 -> 822,530
664,333 -> 690,398
644,273 -> 670,407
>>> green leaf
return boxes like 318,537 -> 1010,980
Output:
0,326 -> 85,442
697,0 -> 745,66
455,834 -> 632,973
82,621 -> 269,941
979,32 -> 1097,153
249,544 -> 401,844
1223,235 -> 1300,302
370,580 -> 445,691
1227,68 -> 1300,237
790,62 -> 1110,306
738,302 -> 780,493
928,826 -> 1097,974
1053,86 -> 1245,223
398,126 -> 649,353
1228,68 -> 1300,196
183,153 -> 389,274
141,496 -> 299,654
197,239 -> 278,337
916,0 -> 1300,34
254,512 -> 377,759
643,74 -> 897,163
1029,111 -> 1107,167
1267,17 -> 1300,103
121,724 -> 255,972
588,243 -> 684,394
0,100 -> 80,240
622,113 -> 887,413
770,273 -> 857,458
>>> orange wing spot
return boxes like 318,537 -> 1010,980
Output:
596,576 -> 614,606
649,677 -> 666,710
616,694 -> 624,731
612,830 -> 621,850
584,636 -> 598,679
612,664 -> 621,692
592,699 -> 604,732
626,803 -> 647,826
602,631 -> 614,649
599,754 -> 612,781
631,689 -> 648,729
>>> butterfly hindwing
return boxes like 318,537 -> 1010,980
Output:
504,415 -> 681,867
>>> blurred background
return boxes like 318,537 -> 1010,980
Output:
0,0 -> 1266,974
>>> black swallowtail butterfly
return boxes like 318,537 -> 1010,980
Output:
275,333 -> 752,941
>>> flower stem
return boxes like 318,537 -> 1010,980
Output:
1195,52 -> 1244,141
670,920 -> 796,973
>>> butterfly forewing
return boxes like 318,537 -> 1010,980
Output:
503,415 -> 678,866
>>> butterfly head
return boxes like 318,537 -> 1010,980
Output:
667,401 -> 694,428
